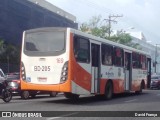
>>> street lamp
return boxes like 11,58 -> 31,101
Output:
155,44 -> 160,73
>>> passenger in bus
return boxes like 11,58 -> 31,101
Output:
125,56 -> 129,69
75,49 -> 88,62
142,62 -> 146,69
133,61 -> 139,68
104,54 -> 112,65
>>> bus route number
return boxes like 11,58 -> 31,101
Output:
34,66 -> 51,71
57,58 -> 64,63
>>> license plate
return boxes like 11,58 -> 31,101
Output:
38,77 -> 47,82
33,66 -> 51,71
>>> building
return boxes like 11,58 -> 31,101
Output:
0,0 -> 78,45
0,0 -> 77,73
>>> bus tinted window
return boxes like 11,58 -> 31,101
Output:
114,47 -> 124,67
132,52 -> 140,68
25,31 -> 65,52
74,36 -> 90,63
141,55 -> 146,69
101,44 -> 113,65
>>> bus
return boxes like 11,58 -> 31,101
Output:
20,27 -> 151,100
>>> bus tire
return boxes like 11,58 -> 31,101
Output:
21,91 -> 30,100
135,82 -> 143,94
31,94 -> 36,98
64,92 -> 79,101
50,92 -> 57,97
104,81 -> 113,100
64,92 -> 72,99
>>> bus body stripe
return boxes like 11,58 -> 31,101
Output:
69,33 -> 91,93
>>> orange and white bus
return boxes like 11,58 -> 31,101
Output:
20,27 -> 151,100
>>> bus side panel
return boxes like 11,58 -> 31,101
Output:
113,79 -> 125,93
69,33 -> 92,94
59,79 -> 71,92
100,66 -> 125,94
131,69 -> 147,91
142,70 -> 147,89
72,62 -> 92,94
100,79 -> 107,94
100,79 -> 125,94
131,81 -> 140,91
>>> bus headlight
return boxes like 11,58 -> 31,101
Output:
60,61 -> 68,83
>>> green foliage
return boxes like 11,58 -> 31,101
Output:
80,15 -> 140,49
0,38 -> 20,64
0,38 -> 4,52
109,33 -> 132,44
80,15 -> 110,39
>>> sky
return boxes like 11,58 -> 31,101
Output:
46,0 -> 160,45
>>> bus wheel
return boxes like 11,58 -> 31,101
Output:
104,81 -> 113,100
31,94 -> 36,98
64,92 -> 72,98
64,93 -> 79,101
50,92 -> 57,97
21,91 -> 30,100
135,83 -> 142,94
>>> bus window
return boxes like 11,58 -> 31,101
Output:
25,31 -> 65,52
74,36 -> 90,63
101,44 -> 113,65
141,55 -> 146,69
125,52 -> 129,69
114,47 -> 124,67
132,52 -> 140,68
26,42 -> 38,51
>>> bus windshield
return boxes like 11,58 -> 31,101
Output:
24,31 -> 65,53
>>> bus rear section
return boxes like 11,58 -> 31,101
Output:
21,28 -> 72,93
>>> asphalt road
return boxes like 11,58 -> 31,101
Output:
0,89 -> 160,120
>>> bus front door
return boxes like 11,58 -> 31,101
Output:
124,52 -> 132,91
91,43 -> 100,94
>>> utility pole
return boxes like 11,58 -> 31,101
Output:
105,14 -> 123,37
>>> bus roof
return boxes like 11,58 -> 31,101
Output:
70,28 -> 150,57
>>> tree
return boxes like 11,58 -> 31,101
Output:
80,15 -> 140,49
0,38 -> 5,54
109,32 -> 141,49
80,15 -> 109,39
0,38 -> 20,64
0,38 -> 6,62
5,44 -> 20,64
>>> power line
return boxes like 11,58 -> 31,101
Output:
80,0 -> 114,15
104,14 -> 123,37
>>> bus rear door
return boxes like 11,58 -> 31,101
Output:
91,42 -> 101,94
124,51 -> 132,91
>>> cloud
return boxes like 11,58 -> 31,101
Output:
115,0 -> 135,6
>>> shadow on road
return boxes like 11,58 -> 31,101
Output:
5,90 -> 155,106
44,92 -> 149,105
